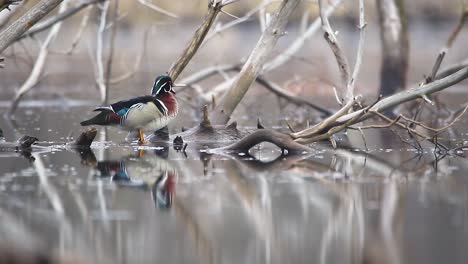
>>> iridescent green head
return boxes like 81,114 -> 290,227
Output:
151,75 -> 174,96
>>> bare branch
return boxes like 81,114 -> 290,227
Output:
205,0 -> 272,42
210,0 -> 302,124
318,0 -> 350,94
425,3 -> 468,83
168,2 -> 223,81
110,27 -> 150,84
104,0 -> 119,101
95,0 -> 109,104
0,0 -> 64,55
15,0 -> 100,42
264,0 -> 343,72
137,0 -> 177,18
8,0 -> 70,116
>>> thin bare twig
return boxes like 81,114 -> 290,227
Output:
137,0 -> 177,18
16,0 -> 100,42
104,0 -> 119,102
110,26 -> 150,84
95,0 -> 109,104
425,3 -> 468,83
0,0 -> 64,55
8,0 -> 70,116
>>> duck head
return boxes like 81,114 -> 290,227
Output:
151,75 -> 175,96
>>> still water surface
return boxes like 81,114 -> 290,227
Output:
0,104 -> 468,264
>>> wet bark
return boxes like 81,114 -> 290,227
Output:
376,0 -> 408,97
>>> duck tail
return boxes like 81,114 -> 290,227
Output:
80,110 -> 119,126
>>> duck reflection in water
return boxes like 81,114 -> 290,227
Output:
76,144 -> 178,209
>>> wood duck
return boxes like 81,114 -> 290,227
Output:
80,75 -> 178,144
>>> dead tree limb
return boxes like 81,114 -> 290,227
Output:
15,0 -> 101,42
290,66 -> 468,144
376,0 -> 408,97
263,0 -> 343,72
318,0 -> 351,95
104,0 -> 119,103
0,0 -> 64,55
168,1 -> 224,81
8,0 -> 70,116
425,3 -> 468,84
210,0 -> 302,124
109,26 -> 149,84
289,0 -> 366,139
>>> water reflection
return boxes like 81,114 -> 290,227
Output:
0,139 -> 467,263
80,146 -> 177,209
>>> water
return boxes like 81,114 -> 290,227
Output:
0,105 -> 468,264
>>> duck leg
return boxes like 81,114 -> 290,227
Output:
138,128 -> 147,145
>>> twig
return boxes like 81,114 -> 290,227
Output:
15,0 -> 100,42
425,3 -> 468,83
255,75 -> 332,116
109,26 -> 150,84
60,5 -> 92,55
137,0 -> 177,18
104,0 -> 119,102
205,0 -> 272,42
264,0 -> 343,72
8,0 -> 70,116
0,0 -> 64,55
318,0 -> 350,95
167,1 -> 224,81
95,0 -> 109,104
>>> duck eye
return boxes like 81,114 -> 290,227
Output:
164,82 -> 171,92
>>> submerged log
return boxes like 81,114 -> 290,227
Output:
209,129 -> 312,154
69,128 -> 97,148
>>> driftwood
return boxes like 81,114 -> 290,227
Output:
70,128 -> 97,148
209,129 -> 311,154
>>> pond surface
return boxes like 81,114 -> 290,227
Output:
1,103 -> 468,264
